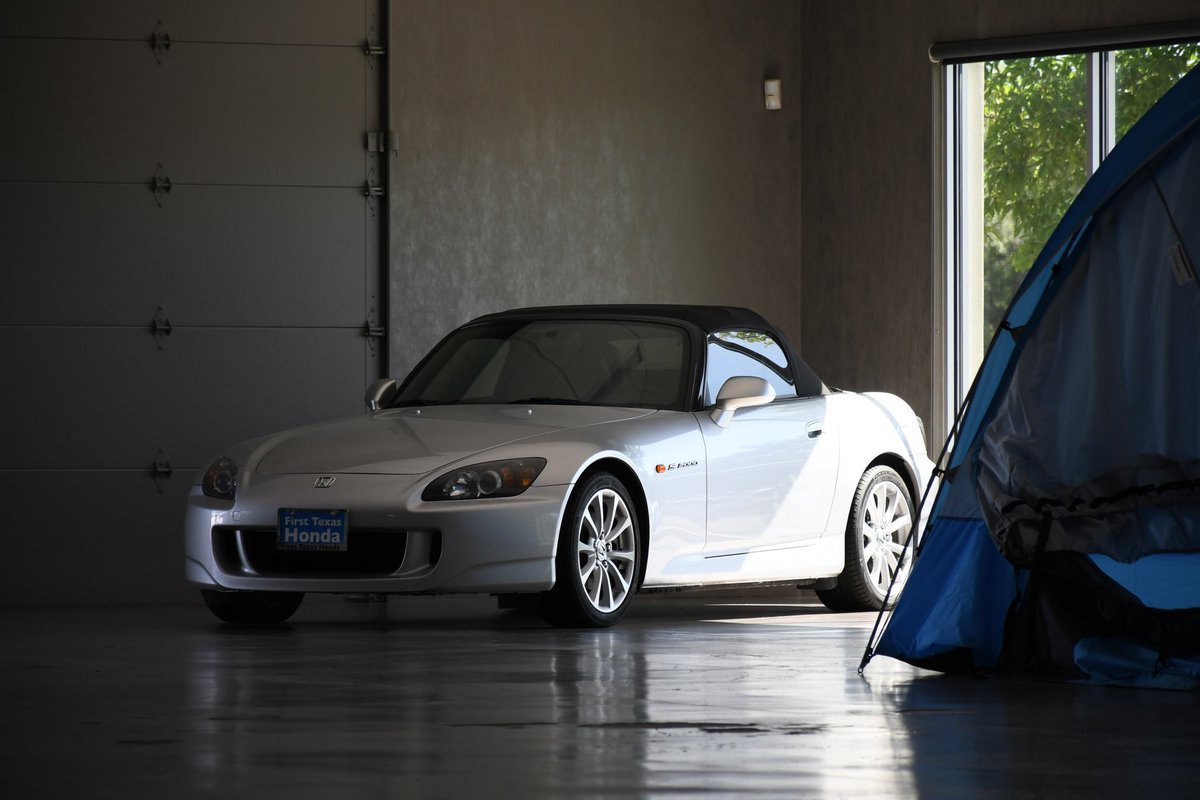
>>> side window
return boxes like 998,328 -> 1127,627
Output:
703,330 -> 797,406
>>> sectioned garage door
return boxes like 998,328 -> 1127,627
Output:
0,1 -> 386,605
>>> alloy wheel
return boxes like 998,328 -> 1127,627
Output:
575,488 -> 637,613
860,477 -> 913,596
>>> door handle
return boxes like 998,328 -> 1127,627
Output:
806,420 -> 824,438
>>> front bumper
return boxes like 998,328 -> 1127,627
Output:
184,473 -> 570,595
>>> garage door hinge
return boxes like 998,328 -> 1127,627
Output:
364,179 -> 385,215
363,315 -> 386,356
151,165 -> 172,207
366,131 -> 399,154
151,165 -> 172,208
151,449 -> 172,492
151,306 -> 172,349
150,21 -> 171,64
364,41 -> 386,57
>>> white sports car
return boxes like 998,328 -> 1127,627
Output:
185,305 -> 933,626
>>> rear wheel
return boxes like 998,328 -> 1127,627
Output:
816,466 -> 913,612
201,589 -> 304,624
538,472 -> 640,628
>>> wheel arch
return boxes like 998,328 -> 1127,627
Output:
866,452 -> 920,507
573,457 -> 651,591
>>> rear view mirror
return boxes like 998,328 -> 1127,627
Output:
711,376 -> 775,428
365,378 -> 398,412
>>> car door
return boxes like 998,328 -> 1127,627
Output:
699,330 -> 840,555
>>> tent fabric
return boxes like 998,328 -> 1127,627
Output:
1090,553 -> 1200,610
1074,637 -> 1200,690
875,518 -> 1018,671
867,64 -> 1200,689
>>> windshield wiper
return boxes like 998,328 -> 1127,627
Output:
389,398 -> 453,407
505,397 -> 587,405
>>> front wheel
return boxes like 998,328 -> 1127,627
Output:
816,466 -> 914,612
201,589 -> 304,624
538,472 -> 641,628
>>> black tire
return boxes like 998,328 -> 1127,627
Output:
538,472 -> 641,628
201,589 -> 304,624
816,466 -> 914,612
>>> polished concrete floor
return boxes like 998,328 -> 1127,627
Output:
2,592 -> 1198,798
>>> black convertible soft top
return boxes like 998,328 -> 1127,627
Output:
472,304 -> 826,399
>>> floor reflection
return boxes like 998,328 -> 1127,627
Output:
174,597 -> 926,795
6,596 -> 1194,797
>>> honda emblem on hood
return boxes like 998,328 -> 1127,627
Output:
314,476 -> 336,489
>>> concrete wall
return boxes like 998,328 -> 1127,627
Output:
387,0 -> 803,377
800,0 -> 1200,441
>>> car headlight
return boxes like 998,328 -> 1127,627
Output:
202,457 -> 239,501
422,458 -> 547,501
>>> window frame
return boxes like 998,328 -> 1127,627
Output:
701,327 -> 798,408
938,36 -> 1199,445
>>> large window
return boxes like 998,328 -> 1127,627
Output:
945,42 -> 1200,421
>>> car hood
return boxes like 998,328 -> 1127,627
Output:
254,405 -> 654,476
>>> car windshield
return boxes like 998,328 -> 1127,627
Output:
393,319 -> 690,410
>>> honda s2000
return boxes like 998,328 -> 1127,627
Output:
185,305 -> 933,626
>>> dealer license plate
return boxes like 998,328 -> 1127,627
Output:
277,509 -> 348,552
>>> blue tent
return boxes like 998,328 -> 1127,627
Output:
863,65 -> 1200,689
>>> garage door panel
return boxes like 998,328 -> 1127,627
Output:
0,471 -> 196,607
1,184 -> 369,327
1,39 -> 368,185
0,0 -> 371,45
5,327 -> 370,471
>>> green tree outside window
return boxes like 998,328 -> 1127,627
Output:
981,46 -> 1200,339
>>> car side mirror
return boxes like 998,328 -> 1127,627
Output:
710,376 -> 775,428
365,378 -> 398,412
